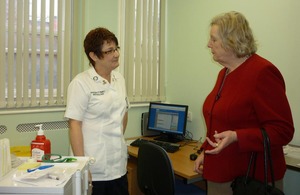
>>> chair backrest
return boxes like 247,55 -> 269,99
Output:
137,142 -> 175,195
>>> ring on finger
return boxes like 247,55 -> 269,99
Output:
215,143 -> 219,147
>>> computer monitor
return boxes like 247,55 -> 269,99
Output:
147,102 -> 188,143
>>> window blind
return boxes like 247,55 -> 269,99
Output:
123,0 -> 166,103
0,0 -> 72,109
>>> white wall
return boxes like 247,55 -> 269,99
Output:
166,0 -> 300,146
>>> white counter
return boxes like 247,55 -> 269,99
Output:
0,157 -> 90,195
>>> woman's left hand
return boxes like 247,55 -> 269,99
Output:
205,130 -> 237,154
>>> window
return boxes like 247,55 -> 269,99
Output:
0,0 -> 74,110
122,0 -> 166,103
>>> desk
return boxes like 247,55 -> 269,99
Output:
285,155 -> 300,172
126,137 -> 203,195
283,148 -> 300,195
126,138 -> 300,195
284,145 -> 300,172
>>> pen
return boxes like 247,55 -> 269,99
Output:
27,165 -> 54,172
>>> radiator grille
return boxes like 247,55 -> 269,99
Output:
0,125 -> 7,134
16,121 -> 69,132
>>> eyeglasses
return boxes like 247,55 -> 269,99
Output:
102,46 -> 120,55
42,154 -> 77,163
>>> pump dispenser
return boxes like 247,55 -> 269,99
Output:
31,124 -> 51,162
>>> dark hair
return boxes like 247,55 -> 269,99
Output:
211,11 -> 257,57
83,27 -> 119,67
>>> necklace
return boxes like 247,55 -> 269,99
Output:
215,69 -> 229,101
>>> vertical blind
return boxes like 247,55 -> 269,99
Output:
124,0 -> 166,103
0,0 -> 72,109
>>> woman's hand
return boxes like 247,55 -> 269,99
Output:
205,130 -> 237,154
194,152 -> 204,174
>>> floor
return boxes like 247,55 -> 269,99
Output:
175,179 -> 207,195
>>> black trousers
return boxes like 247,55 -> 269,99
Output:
91,173 -> 129,195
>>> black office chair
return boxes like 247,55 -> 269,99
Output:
137,142 -> 175,195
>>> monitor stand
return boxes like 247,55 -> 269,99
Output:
154,133 -> 183,143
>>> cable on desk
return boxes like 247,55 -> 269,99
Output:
180,137 -> 203,152
184,130 -> 194,140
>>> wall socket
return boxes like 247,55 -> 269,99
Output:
187,111 -> 192,121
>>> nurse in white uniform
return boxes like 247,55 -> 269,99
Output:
64,27 -> 130,195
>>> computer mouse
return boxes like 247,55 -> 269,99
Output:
190,153 -> 198,161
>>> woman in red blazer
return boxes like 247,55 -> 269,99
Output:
194,11 -> 294,195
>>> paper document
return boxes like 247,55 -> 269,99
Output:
283,145 -> 300,159
126,139 -> 135,146
13,163 -> 79,186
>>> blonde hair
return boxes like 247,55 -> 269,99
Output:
211,11 -> 257,57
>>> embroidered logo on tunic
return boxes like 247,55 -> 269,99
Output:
91,91 -> 105,96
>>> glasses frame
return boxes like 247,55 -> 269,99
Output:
102,46 -> 120,55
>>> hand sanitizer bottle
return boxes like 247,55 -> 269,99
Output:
31,124 -> 51,162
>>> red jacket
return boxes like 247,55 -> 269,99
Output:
202,54 -> 294,182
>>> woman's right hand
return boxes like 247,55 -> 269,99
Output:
194,152 -> 204,174
205,130 -> 237,154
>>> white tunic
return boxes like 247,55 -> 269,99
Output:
64,67 -> 129,181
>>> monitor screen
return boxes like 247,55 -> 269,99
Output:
147,102 -> 188,143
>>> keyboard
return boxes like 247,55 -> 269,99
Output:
130,138 -> 180,153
